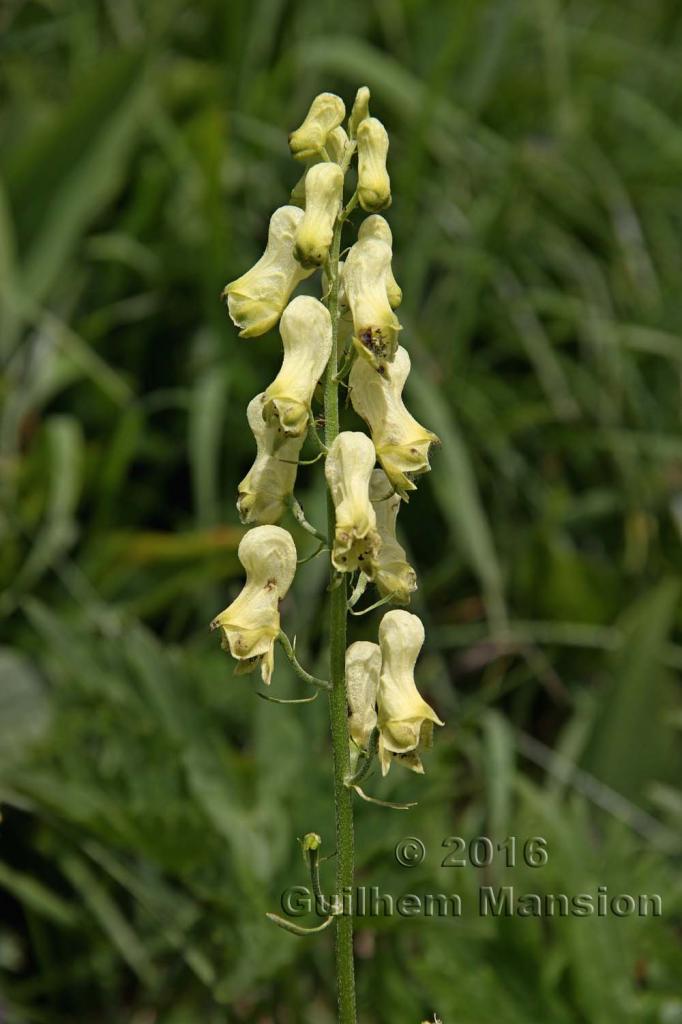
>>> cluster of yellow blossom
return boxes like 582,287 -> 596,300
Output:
212,88 -> 442,773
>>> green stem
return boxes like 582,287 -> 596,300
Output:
277,632 -> 331,691
323,216 -> 357,1024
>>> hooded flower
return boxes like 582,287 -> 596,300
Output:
345,640 -> 380,750
377,610 -> 443,775
223,206 -> 315,337
263,295 -> 332,439
369,469 -> 417,603
357,215 -> 402,309
357,117 -> 391,212
210,526 -> 297,685
349,346 -> 439,498
289,92 -> 346,160
294,163 -> 344,268
324,431 -> 381,575
343,236 -> 401,373
348,85 -> 370,139
237,393 -> 304,525
290,126 -> 349,208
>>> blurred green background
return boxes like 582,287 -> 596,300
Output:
1,0 -> 682,1021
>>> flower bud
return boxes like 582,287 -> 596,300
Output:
377,610 -> 443,775
289,92 -> 345,161
210,526 -> 297,685
237,393 -> 304,525
348,85 -> 370,139
349,346 -> 439,498
358,215 -> 402,308
369,469 -> 417,603
294,163 -> 344,268
223,206 -> 314,338
357,117 -> 391,212
324,431 -> 381,574
301,832 -> 322,853
345,640 -> 380,750
263,296 -> 332,439
343,237 -> 401,373
290,126 -> 349,208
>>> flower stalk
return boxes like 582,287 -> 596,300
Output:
322,214 -> 357,1022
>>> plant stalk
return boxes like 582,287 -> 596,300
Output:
323,215 -> 357,1023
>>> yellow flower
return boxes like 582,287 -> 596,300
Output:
348,85 -> 370,139
210,526 -> 297,685
263,295 -> 332,439
237,393 -> 304,525
377,610 -> 443,775
357,215 -> 402,309
357,117 -> 391,212
290,126 -> 349,208
369,469 -> 417,603
223,206 -> 314,338
324,431 -> 381,575
289,92 -> 345,160
294,163 -> 344,268
345,640 -> 380,750
349,346 -> 439,498
343,236 -> 401,373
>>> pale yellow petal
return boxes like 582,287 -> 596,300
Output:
289,92 -> 346,160
376,609 -> 443,772
224,206 -> 315,337
324,431 -> 381,575
357,117 -> 391,212
343,237 -> 401,372
349,347 -> 439,497
263,296 -> 332,439
294,163 -> 344,268
210,525 -> 297,683
237,393 -> 304,525
369,469 -> 417,603
346,640 -> 381,749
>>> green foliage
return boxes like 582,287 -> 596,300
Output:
1,0 -> 681,1021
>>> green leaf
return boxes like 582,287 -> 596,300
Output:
583,579 -> 681,801
407,364 -> 508,631
7,416 -> 83,604
3,50 -> 148,305
0,648 -> 51,765
59,853 -> 157,985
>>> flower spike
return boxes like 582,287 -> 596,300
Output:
210,526 -> 297,685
